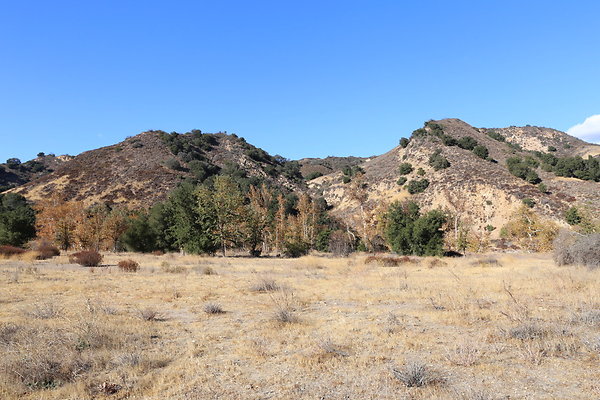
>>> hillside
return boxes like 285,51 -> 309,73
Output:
0,154 -> 73,192
309,119 -> 600,240
9,130 -> 305,207
298,156 -> 367,180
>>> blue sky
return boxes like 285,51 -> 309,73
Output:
1,0 -> 599,163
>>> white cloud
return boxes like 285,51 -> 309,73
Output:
567,114 -> 600,143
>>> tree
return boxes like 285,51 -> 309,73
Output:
34,194 -> 85,250
0,193 -> 36,247
407,179 -> 429,194
245,184 -> 274,255
472,145 -> 489,159
6,158 -> 21,169
428,150 -> 450,170
399,138 -> 410,148
398,163 -> 414,175
457,137 -> 478,150
383,201 -> 446,256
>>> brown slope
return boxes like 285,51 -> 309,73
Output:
12,130 -> 304,208
310,118 -> 600,237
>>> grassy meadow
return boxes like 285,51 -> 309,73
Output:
0,252 -> 599,399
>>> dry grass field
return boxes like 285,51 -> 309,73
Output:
1,252 -> 599,399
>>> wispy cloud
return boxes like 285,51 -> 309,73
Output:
567,115 -> 600,144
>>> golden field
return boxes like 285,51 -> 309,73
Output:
0,252 -> 599,399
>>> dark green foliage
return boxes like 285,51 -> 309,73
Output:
398,163 -> 414,175
552,156 -> 600,181
397,176 -> 407,186
547,145 -> 557,152
341,165 -> 364,183
279,160 -> 302,181
534,151 -> 558,166
305,171 -> 323,180
0,193 -> 36,247
411,128 -> 427,137
6,158 -> 21,169
37,152 -> 45,157
486,131 -> 506,142
342,176 -> 351,184
165,158 -> 183,171
506,157 -> 541,184
121,212 -> 159,253
565,207 -> 582,225
563,143 -> 572,149
416,168 -> 425,176
472,145 -> 489,159
425,122 -> 444,137
441,134 -> 457,146
522,198 -> 535,208
283,240 -> 310,258
188,160 -> 220,182
457,136 -> 478,150
537,183 -> 548,193
428,150 -> 450,171
384,201 -> 446,256
485,225 -> 496,232
407,179 -> 429,194
315,229 -> 332,252
399,138 -> 410,148
506,142 -> 523,151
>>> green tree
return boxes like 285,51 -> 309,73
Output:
0,193 -> 36,247
472,145 -> 489,159
407,179 -> 429,194
457,136 -> 478,150
428,150 -> 450,170
383,201 -> 446,256
398,162 -> 414,175
399,138 -> 410,148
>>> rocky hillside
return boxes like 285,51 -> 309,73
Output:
8,130 -> 305,207
0,154 -> 73,192
309,119 -> 600,238
298,156 -> 367,180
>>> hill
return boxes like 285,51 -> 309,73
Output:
309,118 -> 600,242
8,130 -> 305,207
0,154 -> 73,192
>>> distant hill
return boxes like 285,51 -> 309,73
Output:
0,154 -> 73,192
8,130 -> 305,207
298,156 -> 367,180
309,118 -> 600,237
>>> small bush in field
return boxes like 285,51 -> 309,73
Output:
203,302 -> 224,314
0,245 -> 26,257
392,360 -> 446,387
69,250 -> 103,267
118,259 -> 139,272
30,239 -> 60,260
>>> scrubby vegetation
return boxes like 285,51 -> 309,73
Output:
69,250 -> 103,267
406,179 -> 429,194
0,193 -> 36,247
506,156 -> 541,184
553,230 -> 600,269
428,149 -> 450,171
397,162 -> 413,175
383,201 -> 446,256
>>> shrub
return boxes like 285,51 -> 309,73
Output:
522,198 -> 535,208
138,307 -> 163,321
407,179 -> 429,194
416,167 -> 425,176
69,250 -> 103,267
457,136 -> 478,150
396,176 -> 407,186
547,145 -> 557,152
383,201 -> 446,256
398,162 -> 413,175
251,277 -> 280,292
553,230 -> 600,269
164,158 -> 183,171
283,240 -> 309,258
428,150 -> 450,171
472,145 -> 489,159
399,137 -> 410,148
486,130 -> 506,142
0,245 -> 26,257
565,207 -> 582,225
29,239 -> 60,260
342,176 -> 351,184
5,158 -> 21,169
538,183 -> 548,193
118,259 -> 140,272
305,171 -> 323,180
502,206 -> 557,251
203,303 -> 224,314
392,360 -> 446,387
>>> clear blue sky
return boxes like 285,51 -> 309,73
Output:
1,0 -> 599,163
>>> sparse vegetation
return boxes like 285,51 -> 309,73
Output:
428,149 -> 450,170
398,162 -> 413,175
553,230 -> 600,269
406,178 -> 429,194
69,250 -> 103,267
118,259 -> 139,272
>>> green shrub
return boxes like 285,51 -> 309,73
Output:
472,145 -> 489,159
565,207 -> 582,225
305,171 -> 324,180
399,138 -> 410,148
428,150 -> 450,171
538,183 -> 548,193
457,136 -> 478,150
407,179 -> 429,194
397,176 -> 407,186
383,201 -> 446,256
547,146 -> 557,152
441,134 -> 457,146
416,168 -> 425,176
398,163 -> 414,175
486,131 -> 506,142
522,198 -> 535,208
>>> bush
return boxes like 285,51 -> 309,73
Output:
398,163 -> 413,175
538,183 -> 548,193
283,240 -> 310,258
486,130 -> 506,142
29,239 -> 60,260
5,158 -> 21,169
547,145 -> 557,152
428,150 -> 450,171
522,198 -> 535,208
384,201 -> 446,256
472,145 -> 489,159
118,259 -> 139,272
407,179 -> 429,194
553,230 -> 600,269
399,138 -> 410,148
457,136 -> 478,150
0,245 -> 26,257
203,303 -> 224,314
305,171 -> 323,180
69,250 -> 103,267
397,176 -> 407,186
392,360 -> 446,387
416,168 -> 425,176
440,134 -> 457,146
565,207 -> 582,225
